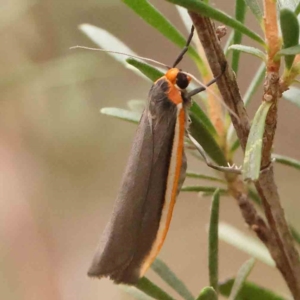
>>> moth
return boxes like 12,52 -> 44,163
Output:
88,26 -> 225,284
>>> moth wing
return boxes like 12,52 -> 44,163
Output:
88,80 -> 180,283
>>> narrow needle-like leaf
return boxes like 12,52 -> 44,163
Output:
190,102 -> 217,136
119,285 -> 155,300
189,113 -> 227,166
230,139 -> 240,154
228,45 -> 266,62
296,2 -> 300,15
244,0 -> 263,23
209,189 -> 220,293
219,222 -> 275,267
126,58 -> 164,81
228,258 -> 256,300
279,8 -> 300,69
165,0 -> 265,45
283,86 -> 300,109
277,44 -> 300,56
196,287 -> 218,300
181,186 -> 226,194
79,24 -> 146,78
186,172 -> 225,183
243,101 -> 272,181
122,0 -> 202,65
151,258 -> 194,300
272,154 -> 300,170
135,277 -> 175,300
219,278 -> 286,299
232,0 -> 247,74
100,107 -> 141,123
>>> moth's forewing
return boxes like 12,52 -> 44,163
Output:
88,79 -> 187,284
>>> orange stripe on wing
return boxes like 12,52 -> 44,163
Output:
139,103 -> 186,276
155,107 -> 185,248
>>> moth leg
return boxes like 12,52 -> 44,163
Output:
187,132 -> 242,174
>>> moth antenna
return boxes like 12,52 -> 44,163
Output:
172,25 -> 194,68
183,71 -> 239,121
70,46 -> 171,69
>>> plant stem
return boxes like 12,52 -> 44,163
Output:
188,10 -> 300,299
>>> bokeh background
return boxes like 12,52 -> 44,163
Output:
1,0 -> 300,299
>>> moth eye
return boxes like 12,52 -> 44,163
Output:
176,72 -> 190,89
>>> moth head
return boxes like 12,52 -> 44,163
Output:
165,68 -> 191,90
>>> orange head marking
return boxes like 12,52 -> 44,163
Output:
165,68 -> 180,84
166,68 -> 191,90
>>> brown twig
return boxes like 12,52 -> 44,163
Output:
188,10 -> 300,299
261,0 -> 281,168
188,12 -> 250,149
227,175 -> 277,256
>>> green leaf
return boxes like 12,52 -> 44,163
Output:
151,258 -> 194,300
272,153 -> 300,170
218,222 -> 275,267
232,0 -> 247,74
165,0 -> 265,45
126,58 -> 164,81
280,8 -> 300,69
122,0 -> 203,67
242,101 -> 272,181
135,277 -> 175,300
277,44 -> 300,56
290,224 -> 300,245
283,86 -> 300,108
189,112 -> 227,166
296,2 -> 300,15
209,189 -> 220,294
219,279 -> 286,300
79,24 -> 146,78
190,101 -> 217,136
230,138 -> 240,153
243,63 -> 265,107
196,287 -> 218,300
181,186 -> 226,194
100,107 -> 141,123
244,0 -> 263,23
119,285 -> 155,300
228,45 -> 266,62
186,172 -> 225,183
228,258 -> 256,300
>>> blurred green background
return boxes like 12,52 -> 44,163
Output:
1,0 -> 300,299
